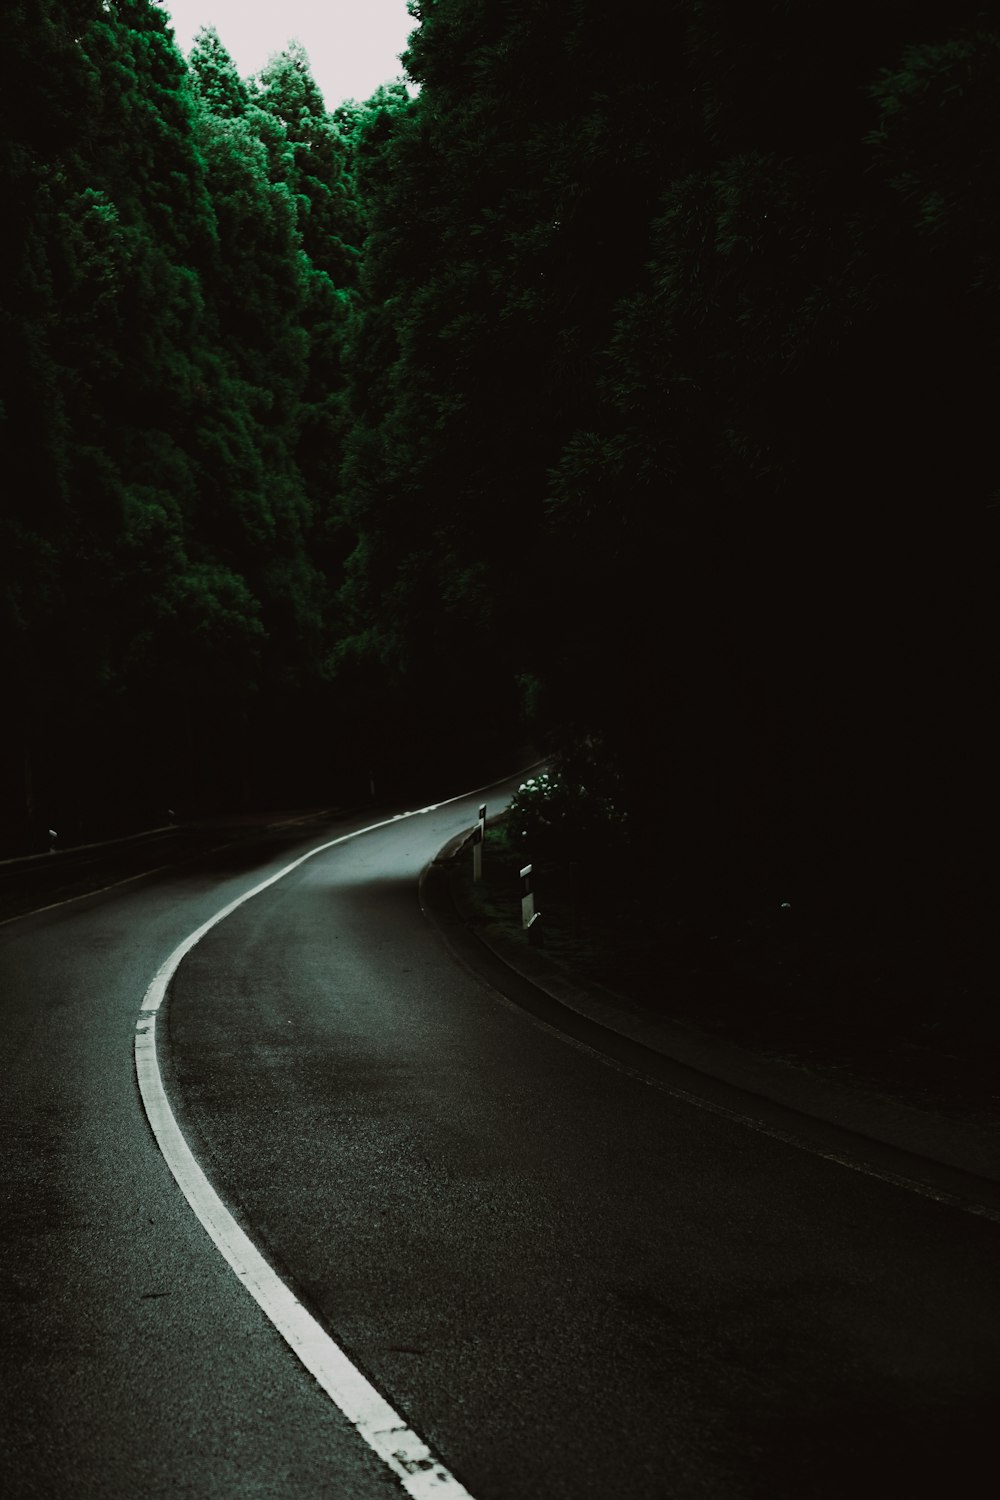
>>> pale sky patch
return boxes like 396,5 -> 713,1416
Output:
157,0 -> 417,109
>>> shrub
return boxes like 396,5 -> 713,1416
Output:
506,768 -> 628,865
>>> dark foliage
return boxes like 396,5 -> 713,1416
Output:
339,0 -> 999,946
3,0 -> 997,1019
1,3 -> 364,846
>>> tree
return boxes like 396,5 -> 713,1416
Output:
337,0 -> 1000,929
0,1 -> 357,841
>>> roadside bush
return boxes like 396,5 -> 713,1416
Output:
506,769 -> 629,866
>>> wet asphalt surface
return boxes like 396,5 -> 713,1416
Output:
2,775 -> 999,1498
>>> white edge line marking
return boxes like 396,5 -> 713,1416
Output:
133,784 -> 519,1499
418,863 -> 1000,1227
648,1079 -> 1000,1225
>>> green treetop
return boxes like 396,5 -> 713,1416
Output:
187,25 -> 250,118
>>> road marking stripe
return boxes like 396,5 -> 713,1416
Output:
465,972 -> 1000,1224
135,821 -> 465,1494
420,867 -> 1000,1226
651,1079 -> 1000,1224
134,777 -> 536,1497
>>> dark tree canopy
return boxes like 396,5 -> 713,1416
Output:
3,0 -> 997,970
337,0 -> 999,918
0,0 -> 363,843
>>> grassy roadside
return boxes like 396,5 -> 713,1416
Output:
450,818 -> 1000,1127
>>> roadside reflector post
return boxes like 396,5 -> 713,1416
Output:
520,863 -> 540,932
473,803 -> 486,883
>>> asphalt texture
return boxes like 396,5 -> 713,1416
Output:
3,774 -> 1000,1498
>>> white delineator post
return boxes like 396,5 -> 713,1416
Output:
473,803 -> 486,883
520,863 -> 540,930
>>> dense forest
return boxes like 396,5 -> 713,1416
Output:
2,0 -> 997,970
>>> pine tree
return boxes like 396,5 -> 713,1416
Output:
187,24 -> 250,118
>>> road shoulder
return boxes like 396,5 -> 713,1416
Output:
421,828 -> 1000,1213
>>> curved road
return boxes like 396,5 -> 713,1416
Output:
2,773 -> 999,1498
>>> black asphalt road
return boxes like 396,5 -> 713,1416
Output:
2,774 -> 999,1498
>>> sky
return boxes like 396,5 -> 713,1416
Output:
158,0 -> 418,109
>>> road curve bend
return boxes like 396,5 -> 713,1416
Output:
3,770 -> 999,1499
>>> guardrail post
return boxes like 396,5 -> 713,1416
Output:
520,863 -> 540,931
473,803 -> 486,882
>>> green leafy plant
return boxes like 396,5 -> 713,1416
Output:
507,769 -> 628,865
